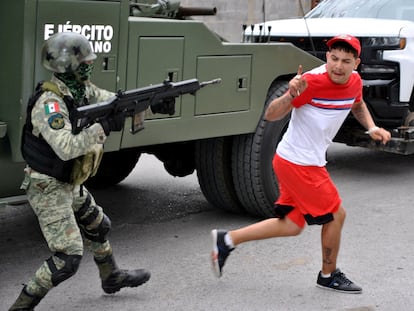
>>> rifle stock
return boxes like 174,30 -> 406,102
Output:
71,78 -> 221,135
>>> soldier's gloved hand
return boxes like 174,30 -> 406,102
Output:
151,98 -> 176,115
99,113 -> 125,136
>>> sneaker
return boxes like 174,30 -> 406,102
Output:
211,229 -> 234,277
316,268 -> 362,294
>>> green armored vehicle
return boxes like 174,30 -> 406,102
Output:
0,0 -> 322,217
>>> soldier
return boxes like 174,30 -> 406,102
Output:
9,32 -> 171,310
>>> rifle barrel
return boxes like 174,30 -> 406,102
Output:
200,78 -> 222,87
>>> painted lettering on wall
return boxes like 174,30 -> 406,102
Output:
44,22 -> 114,53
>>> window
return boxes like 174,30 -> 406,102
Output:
306,0 -> 414,22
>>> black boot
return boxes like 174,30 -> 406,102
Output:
9,286 -> 44,311
94,254 -> 151,294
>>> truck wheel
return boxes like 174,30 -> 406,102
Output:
85,149 -> 140,189
195,137 -> 244,213
231,81 -> 290,217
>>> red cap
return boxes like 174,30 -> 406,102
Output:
327,34 -> 361,57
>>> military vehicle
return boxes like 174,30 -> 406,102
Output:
0,0 -> 322,217
244,0 -> 414,156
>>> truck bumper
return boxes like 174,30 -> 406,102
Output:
0,195 -> 28,208
336,125 -> 414,155
366,127 -> 414,155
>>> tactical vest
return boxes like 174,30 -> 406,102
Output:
21,81 -> 77,182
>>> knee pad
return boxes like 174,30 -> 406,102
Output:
83,213 -> 111,243
47,252 -> 82,286
75,194 -> 111,243
75,194 -> 97,226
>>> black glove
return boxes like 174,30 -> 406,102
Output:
151,98 -> 176,115
99,113 -> 125,136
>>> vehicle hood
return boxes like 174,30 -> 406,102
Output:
248,18 -> 414,37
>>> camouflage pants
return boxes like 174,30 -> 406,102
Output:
21,171 -> 112,297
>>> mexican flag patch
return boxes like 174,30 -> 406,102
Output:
45,101 -> 60,114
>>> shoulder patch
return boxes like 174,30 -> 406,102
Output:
44,101 -> 60,114
48,113 -> 65,130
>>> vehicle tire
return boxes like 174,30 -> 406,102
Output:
85,149 -> 140,188
231,81 -> 290,217
195,137 -> 244,213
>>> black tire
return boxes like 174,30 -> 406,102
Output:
195,137 -> 244,213
85,149 -> 140,188
231,81 -> 290,217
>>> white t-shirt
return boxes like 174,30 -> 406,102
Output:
276,64 -> 363,166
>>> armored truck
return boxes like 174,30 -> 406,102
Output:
244,0 -> 414,156
0,0 -> 322,217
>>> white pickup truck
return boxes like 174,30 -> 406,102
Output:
244,0 -> 414,154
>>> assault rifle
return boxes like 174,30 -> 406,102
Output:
71,78 -> 221,135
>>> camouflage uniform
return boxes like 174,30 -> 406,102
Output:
10,32 -> 150,311
20,76 -> 113,295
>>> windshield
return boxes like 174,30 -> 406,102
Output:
306,0 -> 414,22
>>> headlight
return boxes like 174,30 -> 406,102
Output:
361,37 -> 405,49
360,64 -> 397,74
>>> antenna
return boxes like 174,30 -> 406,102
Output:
262,0 -> 266,43
298,0 -> 317,57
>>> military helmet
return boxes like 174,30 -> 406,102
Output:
41,32 -> 97,73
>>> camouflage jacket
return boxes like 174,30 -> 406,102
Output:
30,75 -> 113,161
26,76 -> 114,181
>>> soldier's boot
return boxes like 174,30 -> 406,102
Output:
94,254 -> 151,294
9,286 -> 44,311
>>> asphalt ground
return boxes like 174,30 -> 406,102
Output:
1,143 -> 413,310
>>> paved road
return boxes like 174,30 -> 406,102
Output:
1,144 -> 413,311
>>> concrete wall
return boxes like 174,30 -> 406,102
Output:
179,0 -> 314,42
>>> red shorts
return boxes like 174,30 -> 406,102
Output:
273,154 -> 341,228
